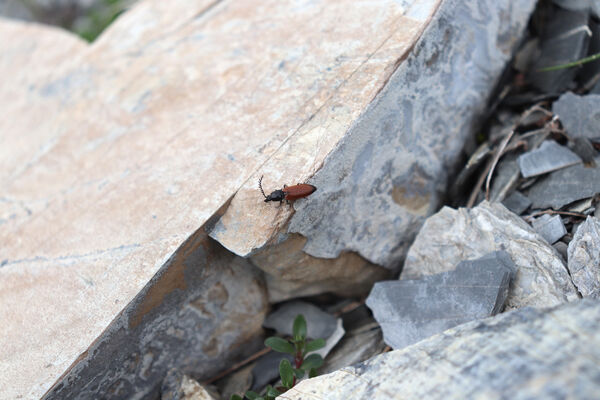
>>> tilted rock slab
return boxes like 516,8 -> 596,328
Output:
568,216 -> 600,298
210,0 -> 537,300
0,0 -> 536,398
402,202 -> 580,309
366,251 -> 514,349
279,299 -> 600,400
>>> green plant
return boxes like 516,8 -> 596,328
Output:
538,52 -> 600,72
230,314 -> 326,400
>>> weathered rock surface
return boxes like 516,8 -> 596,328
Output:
517,140 -> 581,178
0,0 -> 537,398
501,190 -> 531,215
568,216 -> 600,298
553,92 -> 600,139
367,251 -> 513,349
531,213 -> 567,244
279,299 -> 600,400
402,202 -> 579,309
210,0 -> 538,286
526,156 -> 600,209
161,369 -> 218,400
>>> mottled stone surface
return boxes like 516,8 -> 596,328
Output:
161,369 -> 218,400
279,299 -> 600,400
2,0 -> 427,396
402,202 -> 579,309
287,0 -> 537,269
367,252 -> 513,349
568,216 -> 600,298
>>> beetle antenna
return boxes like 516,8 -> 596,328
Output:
258,175 -> 267,199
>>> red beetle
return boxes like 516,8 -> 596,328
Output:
259,175 -> 316,204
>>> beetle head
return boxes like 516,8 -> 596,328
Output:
264,189 -> 285,202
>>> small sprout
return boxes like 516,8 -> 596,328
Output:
231,314 -> 325,400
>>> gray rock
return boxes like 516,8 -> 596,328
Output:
502,190 -> 531,214
288,0 -> 537,269
526,156 -> 600,209
320,322 -> 386,375
251,352 -> 294,392
281,299 -> 600,400
517,140 -> 581,178
568,216 -> 600,298
553,241 -> 569,261
263,301 -> 337,340
367,252 -> 513,349
531,214 -> 567,244
529,9 -> 590,93
570,137 -> 598,165
553,92 -> 600,140
403,201 -> 579,309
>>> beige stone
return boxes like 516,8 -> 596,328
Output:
0,0 -> 440,398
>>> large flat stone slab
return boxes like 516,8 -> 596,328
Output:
280,299 -> 600,400
0,1 -> 438,398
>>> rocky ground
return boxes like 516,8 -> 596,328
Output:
2,0 -> 600,399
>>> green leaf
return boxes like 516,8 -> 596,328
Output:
293,314 -> 307,341
264,337 -> 295,354
309,367 -> 318,378
294,367 -> 305,379
279,359 -> 295,388
301,353 -> 324,370
266,386 -> 282,397
304,338 -> 326,354
230,395 -> 244,400
245,391 -> 261,400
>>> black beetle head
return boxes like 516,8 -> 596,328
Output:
265,190 -> 285,202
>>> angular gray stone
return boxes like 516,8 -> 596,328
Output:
251,352 -> 294,392
517,140 -> 581,178
502,190 -> 531,214
568,216 -> 600,298
531,214 -> 567,244
287,0 -> 537,269
263,301 -> 337,340
281,299 -> 600,400
553,92 -> 600,140
367,252 -> 513,349
526,156 -> 600,209
403,201 -> 579,309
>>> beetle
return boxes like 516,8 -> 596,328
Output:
258,175 -> 317,204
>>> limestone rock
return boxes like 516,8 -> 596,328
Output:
263,301 -> 338,341
161,369 -> 218,400
280,299 -> 600,400
553,92 -> 600,139
402,202 -> 579,309
568,216 -> 600,298
531,213 -> 567,244
366,252 -> 513,349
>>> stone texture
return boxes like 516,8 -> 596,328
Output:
367,252 -> 513,349
531,214 -> 567,244
568,216 -> 600,298
501,190 -> 531,214
553,92 -> 600,139
517,140 -> 581,178
526,156 -> 600,209
161,369 -> 218,400
211,0 -> 537,273
278,299 -> 600,400
286,0 -> 537,269
0,1 -> 537,398
402,201 -> 579,309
